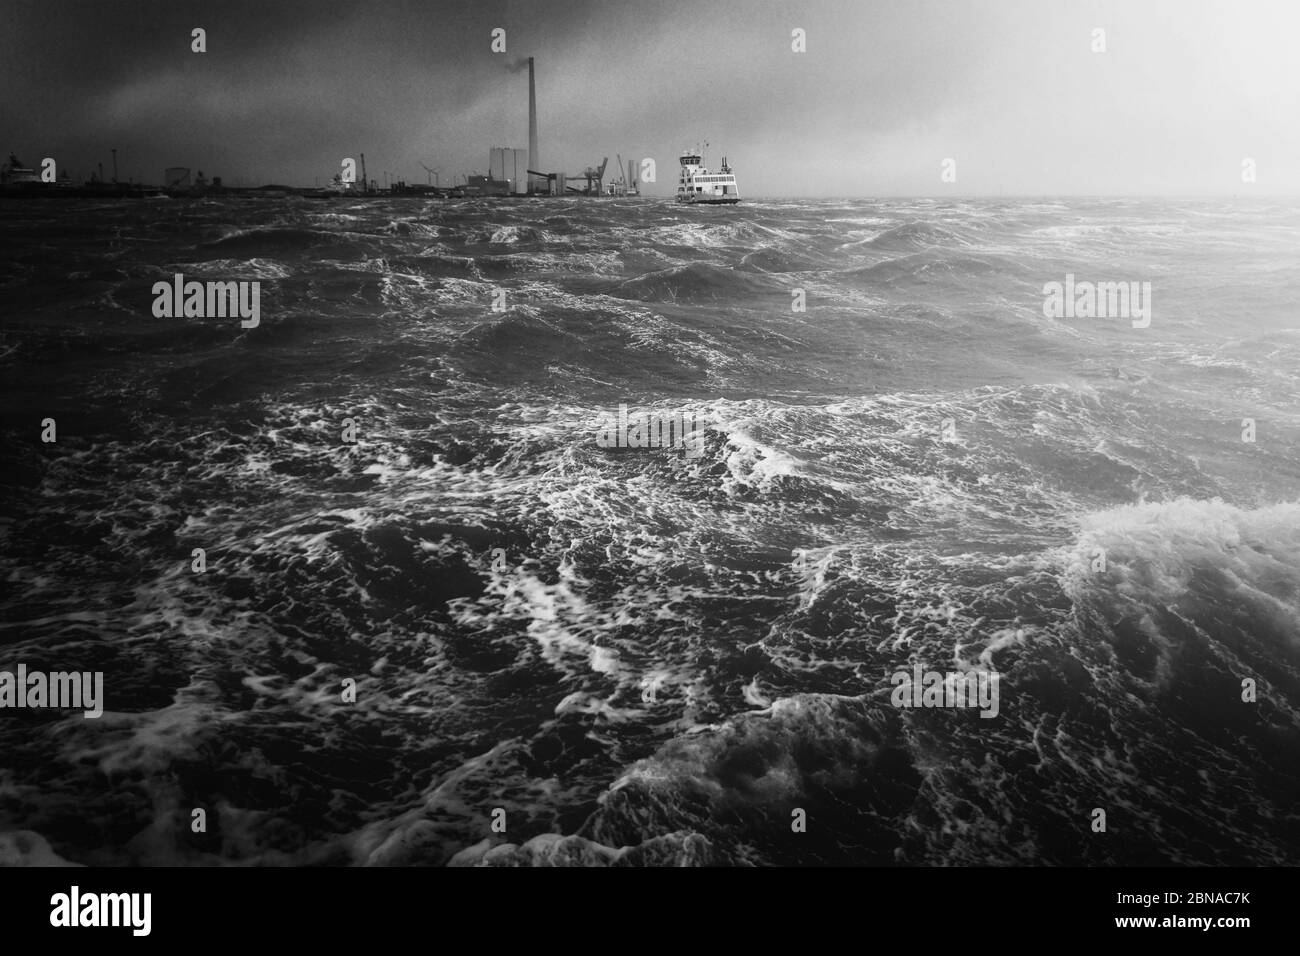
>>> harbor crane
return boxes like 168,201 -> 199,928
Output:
565,157 -> 607,195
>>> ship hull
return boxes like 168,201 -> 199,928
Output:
676,196 -> 740,205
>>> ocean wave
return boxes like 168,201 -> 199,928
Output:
202,226 -> 375,259
1062,498 -> 1300,682
863,221 -> 976,250
609,261 -> 785,303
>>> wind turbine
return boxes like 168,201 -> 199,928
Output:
419,163 -> 439,187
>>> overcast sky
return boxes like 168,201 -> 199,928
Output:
4,0 -> 1299,196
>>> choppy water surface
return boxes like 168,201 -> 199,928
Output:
1,196 -> 1298,865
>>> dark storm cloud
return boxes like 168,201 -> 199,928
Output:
4,0 -> 1299,195
3,0 -> 518,185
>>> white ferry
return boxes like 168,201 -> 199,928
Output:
675,148 -> 739,204
1,154 -> 40,185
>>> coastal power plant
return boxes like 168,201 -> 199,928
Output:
6,54 -> 641,200
516,56 -> 622,197
465,57 -> 604,198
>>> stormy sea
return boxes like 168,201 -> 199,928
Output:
1,196 -> 1298,867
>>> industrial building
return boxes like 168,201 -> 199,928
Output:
464,174 -> 510,197
489,147 -> 529,195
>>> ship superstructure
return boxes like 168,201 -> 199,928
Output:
675,148 -> 739,204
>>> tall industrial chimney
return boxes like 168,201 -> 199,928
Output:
528,57 -> 539,193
